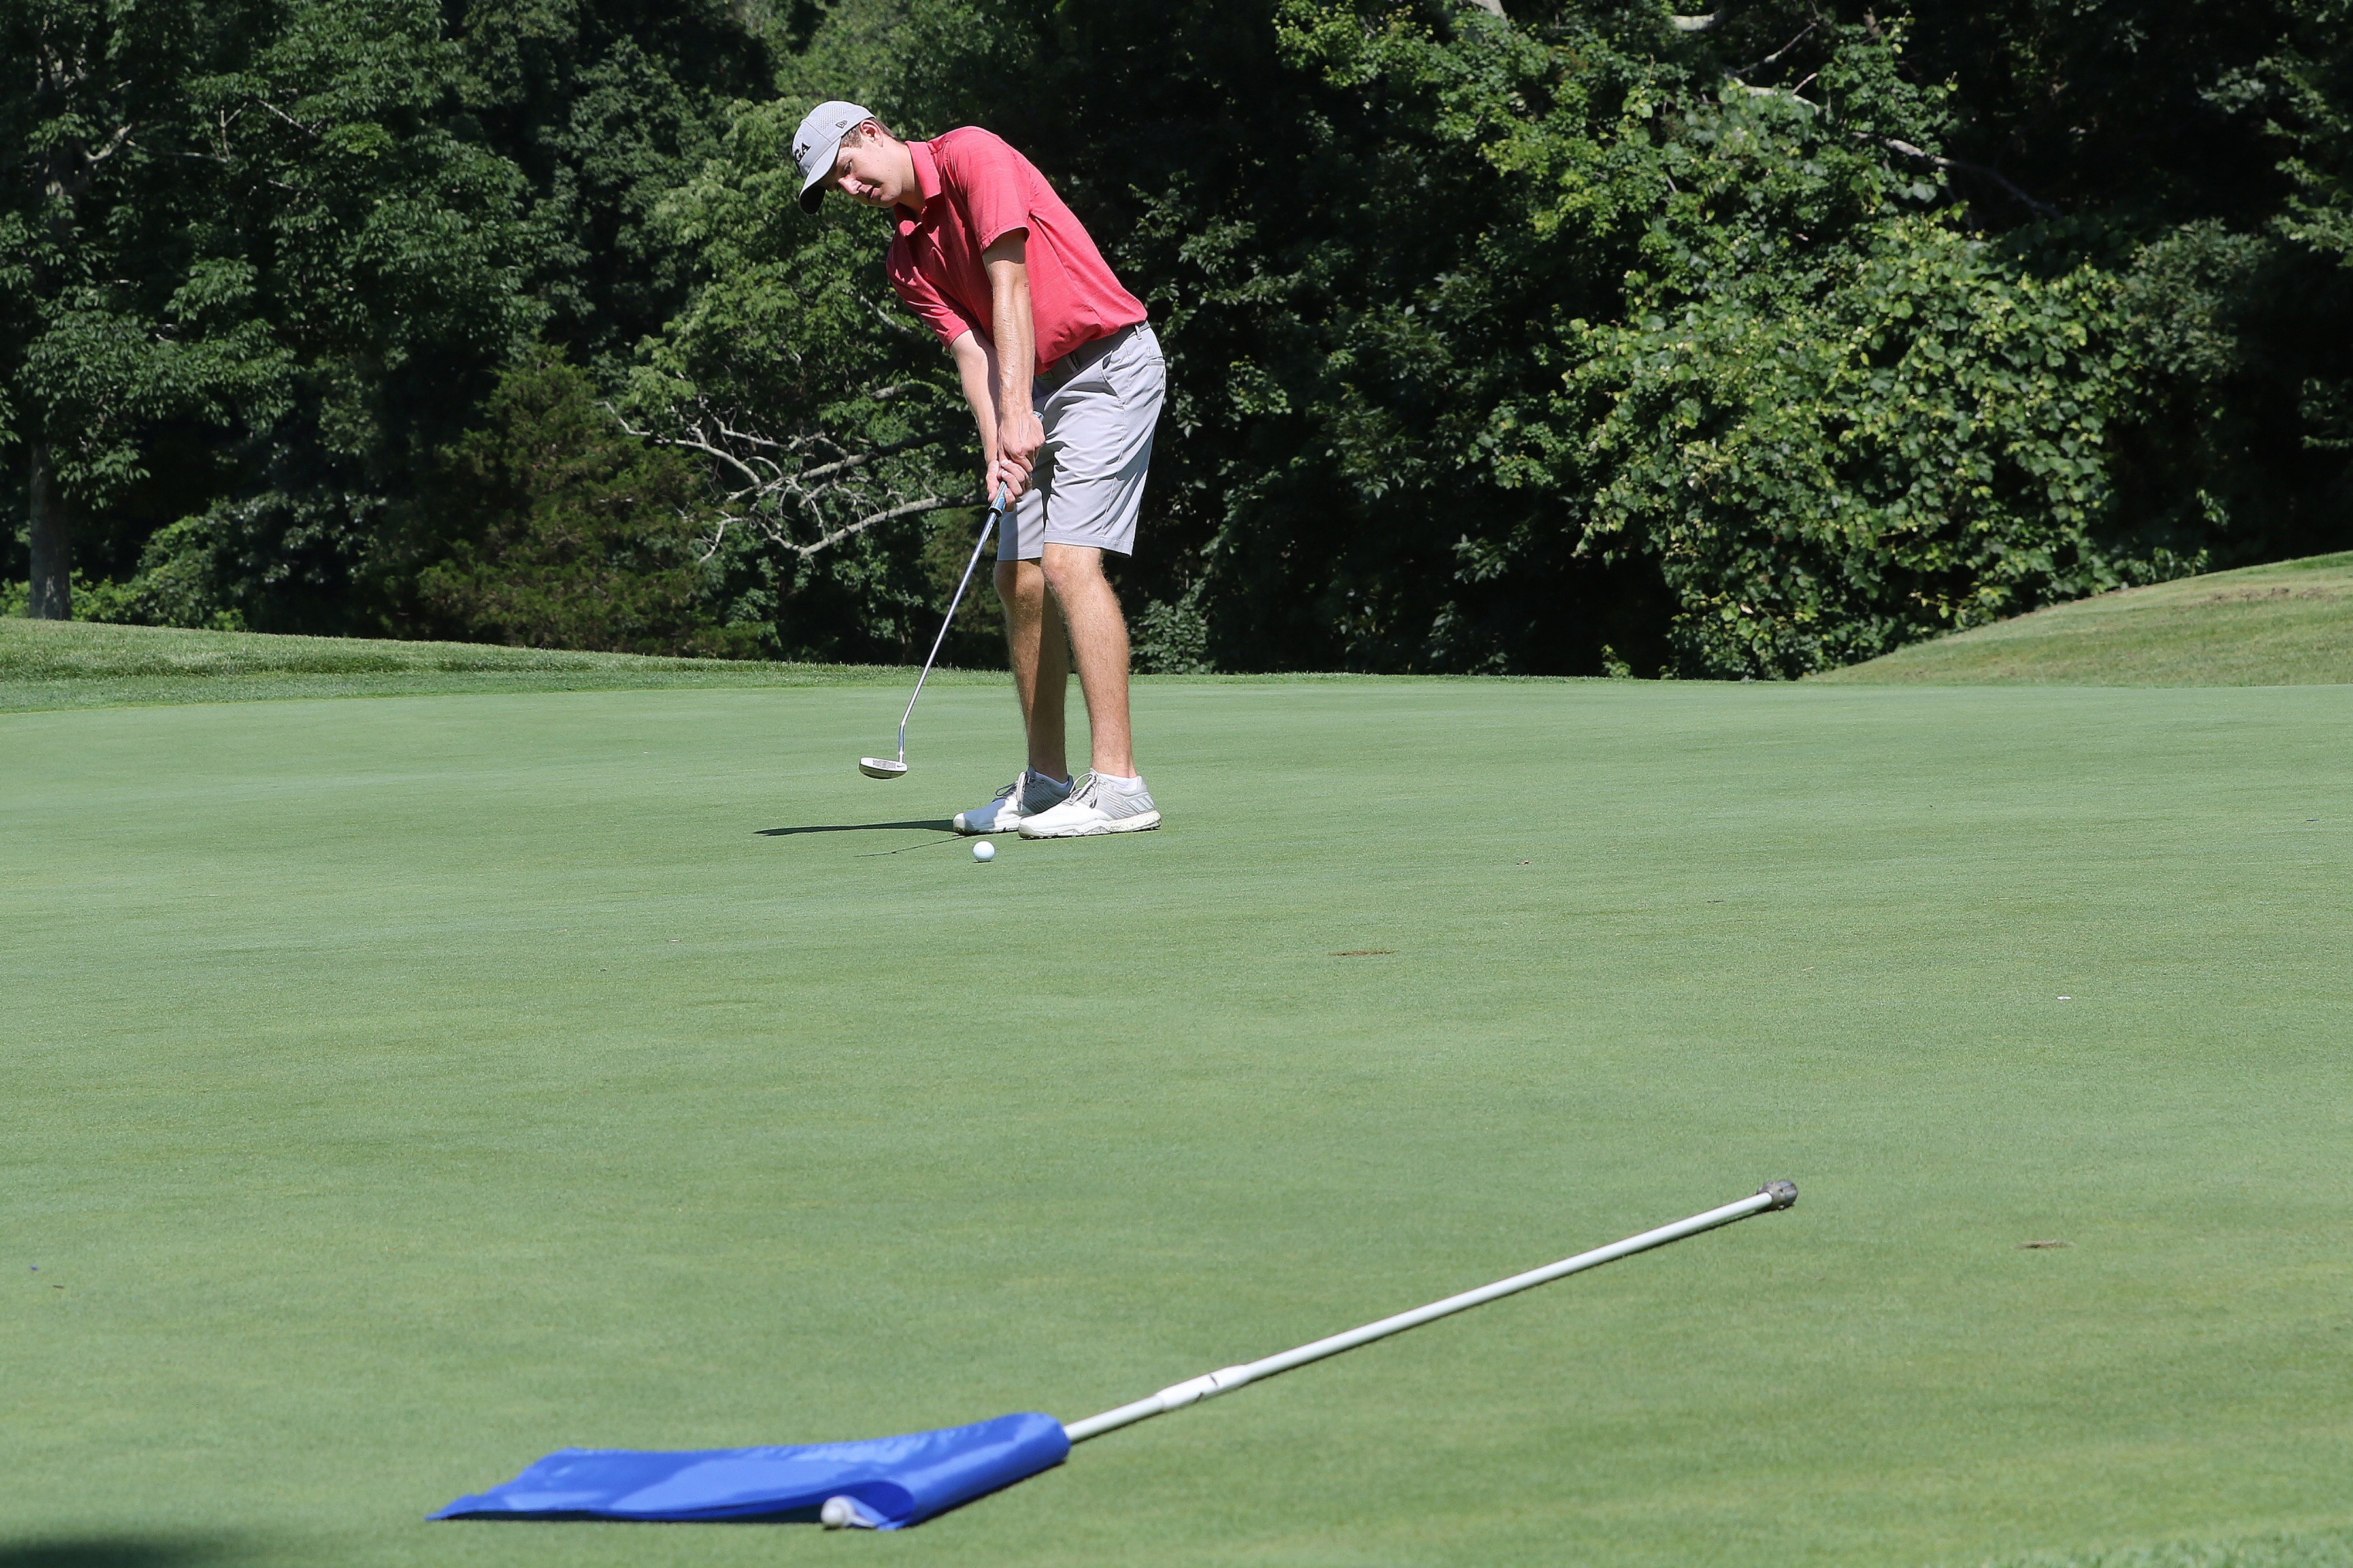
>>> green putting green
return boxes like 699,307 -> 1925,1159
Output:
6,675 -> 2351,1567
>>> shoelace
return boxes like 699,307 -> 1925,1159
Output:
1017,771 -> 1071,809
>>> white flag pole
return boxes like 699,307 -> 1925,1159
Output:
1062,1181 -> 1797,1444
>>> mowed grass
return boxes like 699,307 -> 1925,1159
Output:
1820,551 -> 2353,686
0,616 -> 959,712
6,676 -> 2352,1568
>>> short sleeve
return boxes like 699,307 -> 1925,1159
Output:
939,130 -> 1032,251
887,238 -> 981,348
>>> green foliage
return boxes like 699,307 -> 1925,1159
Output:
448,0 -> 772,361
6,0 -> 2352,672
412,350 -> 745,655
872,0 -> 2350,675
1,0 -> 767,631
1566,227 -> 2133,676
1522,51 -> 2157,678
617,94 -> 971,661
878,1 -> 2147,673
0,0 -> 290,510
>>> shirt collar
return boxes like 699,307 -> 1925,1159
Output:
895,140 -> 943,234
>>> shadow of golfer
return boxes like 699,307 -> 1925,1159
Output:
756,820 -> 955,837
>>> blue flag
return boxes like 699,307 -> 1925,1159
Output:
430,1411 -> 1070,1530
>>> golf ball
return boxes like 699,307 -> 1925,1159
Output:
973,841 -> 995,862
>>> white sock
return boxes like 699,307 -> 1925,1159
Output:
1095,772 -> 1144,792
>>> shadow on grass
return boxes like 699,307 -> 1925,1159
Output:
757,820 -> 953,837
0,1539 -> 247,1568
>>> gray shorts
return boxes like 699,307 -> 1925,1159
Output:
1003,324 -> 1165,560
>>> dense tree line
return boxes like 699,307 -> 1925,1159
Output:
5,0 -> 2349,674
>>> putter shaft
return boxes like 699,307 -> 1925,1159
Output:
887,488 -> 1009,766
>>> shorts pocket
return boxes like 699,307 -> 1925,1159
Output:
1102,342 -> 1167,413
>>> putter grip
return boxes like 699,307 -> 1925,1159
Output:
1758,1180 -> 1798,1210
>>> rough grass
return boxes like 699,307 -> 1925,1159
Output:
0,619 -> 1517,712
1818,552 -> 2353,686
6,678 -> 2350,1568
15,544 -> 2350,708
0,616 -> 951,710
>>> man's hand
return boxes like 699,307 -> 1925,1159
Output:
993,409 -> 1043,501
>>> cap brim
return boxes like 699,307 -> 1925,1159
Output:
797,137 -> 843,214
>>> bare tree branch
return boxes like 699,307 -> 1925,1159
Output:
82,122 -> 135,170
254,97 -> 320,139
609,396 -> 957,564
1865,135 -> 2058,218
793,493 -> 952,559
1729,21 -> 1816,78
795,434 -> 935,484
610,407 -> 767,486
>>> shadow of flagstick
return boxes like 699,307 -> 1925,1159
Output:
856,835 -> 969,858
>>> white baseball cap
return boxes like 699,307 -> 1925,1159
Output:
794,100 -> 875,213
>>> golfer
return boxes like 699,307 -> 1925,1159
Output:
795,103 -> 1165,839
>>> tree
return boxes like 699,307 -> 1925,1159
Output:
3,0 -> 769,632
0,0 -> 284,618
7,0 -> 2349,663
448,0 -> 773,365
2252,0 -> 2353,481
618,96 -> 970,661
415,348 -> 742,654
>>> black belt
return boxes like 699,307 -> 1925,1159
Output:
1041,322 -> 1141,385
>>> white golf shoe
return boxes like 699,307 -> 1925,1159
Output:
1016,772 -> 1161,838
954,769 -> 1073,835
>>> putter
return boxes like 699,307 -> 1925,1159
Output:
859,486 -> 1010,780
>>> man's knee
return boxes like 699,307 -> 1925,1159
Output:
1040,544 -> 1109,602
995,557 -> 1045,607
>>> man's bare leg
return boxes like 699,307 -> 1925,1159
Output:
995,557 -> 1072,780
1040,542 -> 1135,778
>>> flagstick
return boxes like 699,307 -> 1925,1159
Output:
1062,1182 -> 1797,1444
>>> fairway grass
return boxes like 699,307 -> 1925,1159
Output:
1819,551 -> 2353,686
6,678 -> 2351,1567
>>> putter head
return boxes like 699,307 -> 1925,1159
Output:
858,757 -> 909,780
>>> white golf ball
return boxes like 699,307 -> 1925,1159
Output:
973,840 -> 995,862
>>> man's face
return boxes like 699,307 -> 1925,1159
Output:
831,125 -> 911,210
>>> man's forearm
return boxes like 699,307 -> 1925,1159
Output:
950,329 -> 1000,465
990,263 -> 1035,414
982,231 -> 1036,420
980,233 -> 1043,497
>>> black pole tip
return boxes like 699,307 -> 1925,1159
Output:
1758,1179 -> 1798,1210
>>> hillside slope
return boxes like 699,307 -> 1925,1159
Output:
1817,553 -> 2353,686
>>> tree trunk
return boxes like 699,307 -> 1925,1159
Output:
27,442 -> 71,620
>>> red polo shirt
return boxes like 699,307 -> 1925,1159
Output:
886,128 -> 1147,376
